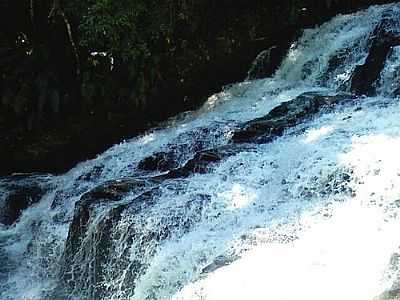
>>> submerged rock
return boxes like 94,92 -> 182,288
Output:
232,92 -> 356,143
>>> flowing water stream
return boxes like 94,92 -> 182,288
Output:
1,2 -> 400,300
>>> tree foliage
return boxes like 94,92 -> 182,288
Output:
0,0 -> 394,132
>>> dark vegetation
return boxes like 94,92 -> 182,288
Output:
0,0 -> 394,175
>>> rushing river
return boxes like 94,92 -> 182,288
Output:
1,2 -> 400,300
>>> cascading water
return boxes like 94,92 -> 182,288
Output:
1,2 -> 400,300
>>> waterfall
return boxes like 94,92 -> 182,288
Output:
1,2 -> 400,300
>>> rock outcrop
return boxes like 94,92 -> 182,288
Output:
232,92 -> 356,143
61,177 -> 210,299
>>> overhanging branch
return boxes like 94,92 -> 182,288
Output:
48,0 -> 81,77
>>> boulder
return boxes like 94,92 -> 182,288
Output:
62,190 -> 154,299
232,92 -> 356,143
165,144 -> 249,179
66,178 -> 156,241
137,151 -> 178,172
51,165 -> 104,209
61,179 -> 210,299
167,150 -> 222,177
137,126 -> 226,173
61,178 -> 159,298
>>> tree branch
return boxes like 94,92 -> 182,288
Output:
29,0 -> 34,27
59,10 -> 81,77
48,0 -> 81,77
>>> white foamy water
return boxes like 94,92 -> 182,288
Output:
1,2 -> 400,300
173,109 -> 400,300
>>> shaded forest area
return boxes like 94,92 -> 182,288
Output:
0,0 -> 393,175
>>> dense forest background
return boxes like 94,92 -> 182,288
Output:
0,0 -> 393,174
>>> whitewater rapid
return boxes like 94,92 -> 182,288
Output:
1,2 -> 400,300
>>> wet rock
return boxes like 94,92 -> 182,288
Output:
84,179 -> 154,201
61,178 -> 159,298
320,47 -> 353,88
98,192 -> 211,297
380,46 -> 400,96
167,150 -> 222,177
232,92 -> 356,143
166,145 -> 248,178
201,255 -> 239,276
350,10 -> 400,95
67,178 -> 155,238
62,191 -> 153,299
137,151 -> 178,172
66,178 -> 157,230
137,126 -> 228,174
61,181 -> 210,299
77,165 -> 104,181
326,48 -> 351,74
0,174 -> 50,225
0,186 -> 43,225
247,46 -> 282,80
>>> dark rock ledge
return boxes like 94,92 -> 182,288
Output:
231,92 -> 356,143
